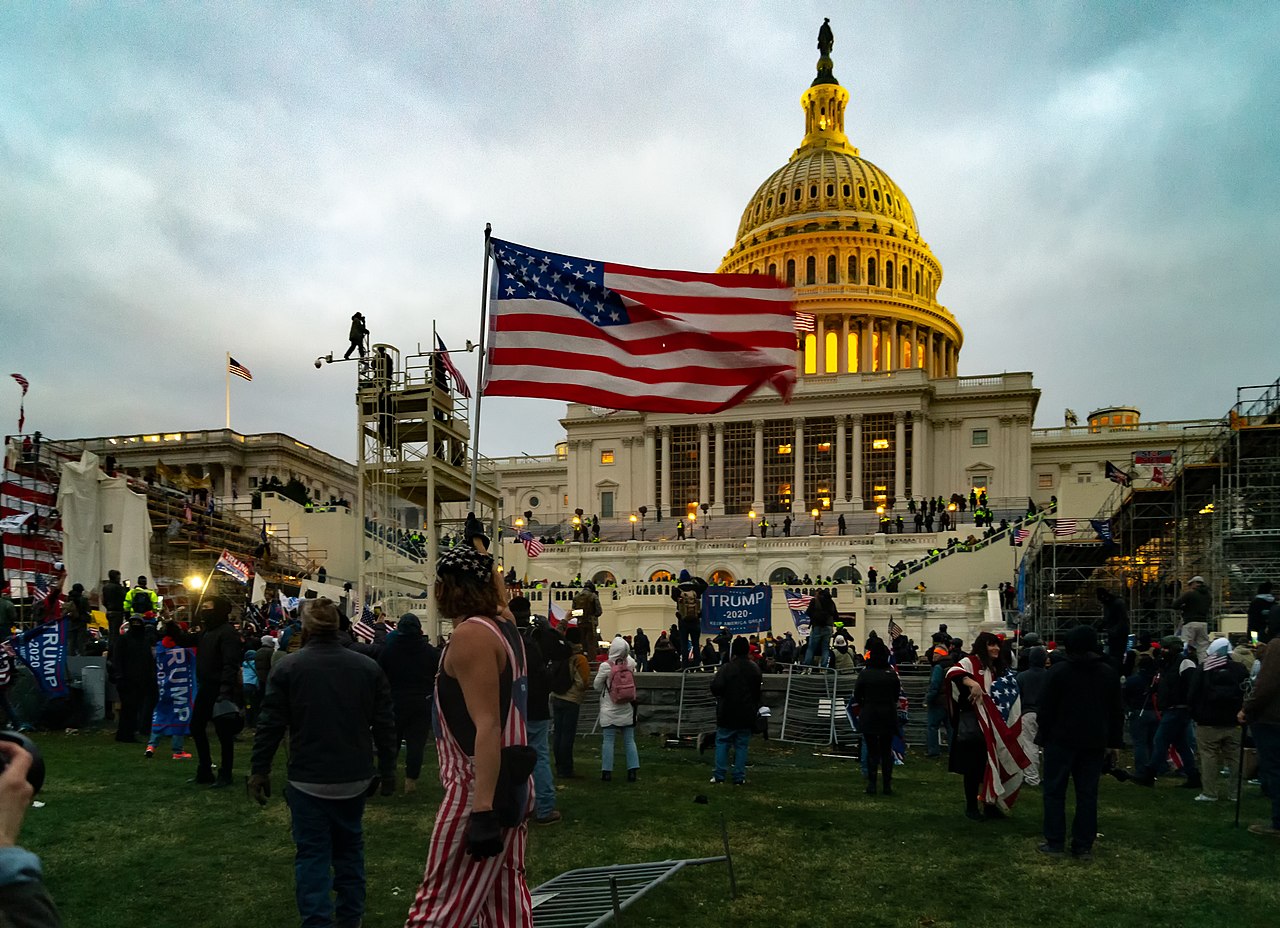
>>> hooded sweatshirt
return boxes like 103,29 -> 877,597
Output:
1248,592 -> 1277,640
593,637 -> 637,728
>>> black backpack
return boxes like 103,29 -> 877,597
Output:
537,629 -> 573,695
1198,665 -> 1245,720
130,588 -> 152,614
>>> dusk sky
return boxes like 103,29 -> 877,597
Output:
3,1 -> 1275,462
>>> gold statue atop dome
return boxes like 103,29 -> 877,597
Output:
814,17 -> 837,86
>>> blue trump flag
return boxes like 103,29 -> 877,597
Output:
700,585 -> 772,635
12,619 -> 69,698
152,643 -> 198,736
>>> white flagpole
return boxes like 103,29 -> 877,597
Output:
468,223 -> 493,511
225,351 -> 231,429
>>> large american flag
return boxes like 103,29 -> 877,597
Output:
435,333 -> 471,398
484,239 -> 796,413
517,530 -> 544,559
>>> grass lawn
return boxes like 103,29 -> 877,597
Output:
19,730 -> 1279,928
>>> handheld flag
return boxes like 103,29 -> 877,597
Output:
783,589 -> 812,638
887,619 -> 903,639
1105,461 -> 1131,486
434,334 -> 471,398
517,530 -> 544,559
213,549 -> 252,584
1090,519 -> 1115,546
485,239 -> 796,413
353,604 -> 376,643
1014,527 -> 1031,546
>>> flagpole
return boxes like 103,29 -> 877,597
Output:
225,351 -> 231,429
468,223 -> 493,511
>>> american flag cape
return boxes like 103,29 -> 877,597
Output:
484,239 -> 796,413
945,655 -> 1031,811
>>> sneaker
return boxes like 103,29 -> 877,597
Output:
1248,778 -> 1262,786
144,746 -> 155,758
172,752 -> 192,760
709,777 -> 724,784
1193,794 -> 1218,802
1248,823 -> 1280,837
534,811 -> 562,826
1036,842 -> 1064,856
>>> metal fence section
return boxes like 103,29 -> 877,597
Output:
675,667 -> 719,741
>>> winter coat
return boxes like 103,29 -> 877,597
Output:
853,666 -> 900,737
1249,593 -> 1278,640
1036,653 -> 1124,751
710,656 -> 762,731
1244,647 -> 1280,727
593,638 -> 637,728
1189,659 -> 1249,727
550,643 -> 592,705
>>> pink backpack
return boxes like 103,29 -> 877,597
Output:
608,658 -> 636,704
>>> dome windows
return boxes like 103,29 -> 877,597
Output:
810,184 -> 818,198
873,189 -> 881,202
786,260 -> 796,286
858,185 -> 866,199
867,257 -> 877,287
886,193 -> 893,207
848,255 -> 858,283
885,260 -> 894,290
826,183 -> 834,196
779,191 -> 787,204
843,183 -> 851,197
806,256 -> 816,285
794,187 -> 802,202
827,255 -> 837,283
768,262 -> 778,280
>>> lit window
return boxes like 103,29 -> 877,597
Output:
872,438 -> 890,450
803,334 -> 817,374
600,450 -> 615,465
1037,474 -> 1054,489
143,435 -> 161,443
817,442 -> 832,453
562,494 -> 568,505
874,485 -> 887,492
163,433 -> 183,441
777,443 -> 793,455
825,332 -> 838,373
972,429 -> 989,447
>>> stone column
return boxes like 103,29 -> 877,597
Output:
793,418 -> 805,514
861,317 -> 873,373
752,419 -> 765,511
816,315 -> 826,373
835,415 -> 848,505
999,415 -> 1014,499
643,426 -> 656,510
909,323 -> 919,369
850,413 -> 864,509
912,412 -> 928,499
893,411 -> 907,501
840,316 -> 850,373
697,423 -> 710,511
713,422 -> 725,515
659,425 -> 671,517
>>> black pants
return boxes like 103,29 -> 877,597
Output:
1042,743 -> 1105,853
951,739 -> 987,811
394,697 -> 432,780
864,733 -> 894,789
116,684 -> 142,742
191,688 -> 236,779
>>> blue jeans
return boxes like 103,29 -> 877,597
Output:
601,725 -> 639,773
1128,710 -> 1157,774
713,727 -> 750,784
1139,707 -> 1199,781
804,626 -> 833,667
147,734 -> 185,752
1251,721 -> 1280,830
676,626 -> 700,666
1041,743 -> 1105,853
526,718 -> 556,818
926,706 -> 952,757
551,698 -> 581,777
284,786 -> 367,928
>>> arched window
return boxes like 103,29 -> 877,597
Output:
848,255 -> 858,283
786,260 -> 796,286
591,570 -> 616,586
649,569 -> 673,582
917,341 -> 925,369
843,183 -> 851,197
825,332 -> 838,373
825,184 -> 834,197
848,332 -> 859,372
805,256 -> 816,285
827,254 -> 837,283
709,568 -> 735,585
779,191 -> 787,204
803,333 -> 817,374
769,567 -> 799,584
915,270 -> 920,293
867,258 -> 877,287
768,262 -> 778,280
902,265 -> 909,289
809,184 -> 817,199
885,260 -> 894,289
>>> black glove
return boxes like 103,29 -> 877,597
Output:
466,810 -> 503,859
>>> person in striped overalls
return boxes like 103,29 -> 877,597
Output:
404,541 -> 532,927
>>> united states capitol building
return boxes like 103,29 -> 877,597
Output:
488,30 -> 1225,643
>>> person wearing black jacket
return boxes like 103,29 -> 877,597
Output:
378,613 -> 439,795
100,570 -> 126,643
1188,637 -> 1249,802
249,597 -> 397,928
1094,588 -> 1130,668
1035,625 -> 1123,859
111,617 -> 156,744
855,640 -> 901,795
178,595 -> 243,787
1130,637 -> 1201,789
803,589 -> 836,668
518,612 -> 567,825
709,637 -> 762,785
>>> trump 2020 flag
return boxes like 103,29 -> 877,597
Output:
484,239 -> 796,413
213,549 -> 251,584
12,618 -> 69,698
152,644 -> 198,736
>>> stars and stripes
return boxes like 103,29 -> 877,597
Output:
352,603 -> 377,642
484,238 -> 796,414
9,374 -> 28,395
213,549 -> 252,584
1051,518 -> 1078,538
435,334 -> 471,398
988,670 -> 1022,722
10,374 -> 28,432
794,311 -> 816,333
516,530 -> 544,559
887,618 -> 903,639
783,589 -> 812,611
31,574 -> 49,604
228,356 -> 253,382
1014,527 -> 1031,545
944,655 -> 1030,812
2,465 -> 60,582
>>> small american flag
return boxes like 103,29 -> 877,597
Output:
784,589 -> 812,611
1052,519 -> 1077,538
10,373 -> 29,395
435,334 -> 471,398
31,574 -> 49,603
887,619 -> 903,638
228,356 -> 253,382
518,530 -> 544,558
352,603 -> 376,642
1014,527 -> 1031,545
794,311 -> 816,333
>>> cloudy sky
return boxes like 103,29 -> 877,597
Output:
2,1 -> 1275,462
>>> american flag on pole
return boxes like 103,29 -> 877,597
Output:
228,357 -> 253,382
1014,527 -> 1031,545
435,334 -> 471,398
783,589 -> 813,612
1105,461 -> 1131,486
887,619 -> 903,638
794,311 -> 816,333
1052,518 -> 1078,538
213,549 -> 252,584
484,239 -> 796,413
31,573 -> 49,603
517,530 -> 544,559
352,603 -> 376,643
11,374 -> 29,432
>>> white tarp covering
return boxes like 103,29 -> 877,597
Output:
58,452 -> 152,591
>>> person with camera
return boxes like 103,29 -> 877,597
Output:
249,597 -> 397,928
0,738 -> 59,927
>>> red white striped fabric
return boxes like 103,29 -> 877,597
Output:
484,239 -> 796,414
2,465 -> 62,587
794,311 -> 816,332
945,655 -> 1030,811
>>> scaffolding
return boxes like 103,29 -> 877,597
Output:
1023,373 -> 1280,642
354,342 -> 500,636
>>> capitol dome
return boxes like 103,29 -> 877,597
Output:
719,25 -> 962,380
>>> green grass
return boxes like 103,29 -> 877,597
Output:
19,731 -> 1280,928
